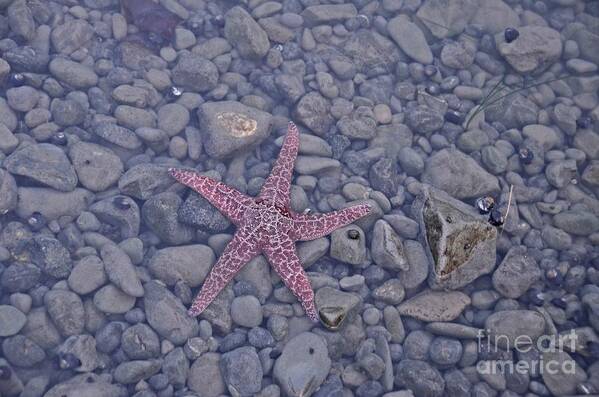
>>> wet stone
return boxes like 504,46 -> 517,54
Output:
48,58 -> 98,89
149,245 -> 215,288
93,284 -> 136,314
224,6 -> 270,60
220,346 -> 263,397
405,105 -> 444,135
371,219 -> 408,271
100,243 -> 144,298
144,280 -> 198,345
0,305 -> 27,337
315,287 -> 361,330
397,290 -> 471,322
0,263 -> 41,293
178,192 -> 231,233
199,101 -> 273,159
485,310 -> 545,348
369,157 -> 399,198
118,164 -> 172,200
416,186 -> 497,290
67,256 -> 106,295
142,192 -> 194,245
230,295 -> 263,328
188,352 -> 225,396
69,142 -> 123,192
4,143 -> 78,192
394,359 -> 445,397
122,324 -> 160,360
293,92 -> 334,137
57,334 -> 99,372
496,26 -> 563,74
89,195 -> 140,239
51,19 -> 94,54
44,289 -> 85,337
423,148 -> 500,199
330,225 -> 366,266
25,236 -> 73,279
51,99 -> 86,127
92,121 -> 142,150
387,15 -> 433,64
172,52 -> 218,93
2,335 -> 45,368
6,86 -> 38,112
114,359 -> 162,384
372,279 -> 405,305
273,332 -> 331,397
492,246 -> 541,298
429,337 -> 463,366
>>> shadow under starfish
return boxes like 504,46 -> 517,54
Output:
169,121 -> 371,322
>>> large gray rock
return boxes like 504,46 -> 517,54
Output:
89,195 -> 140,239
69,142 -> 123,191
541,351 -> 587,396
199,101 -> 273,159
148,245 -> 215,288
5,144 -> 78,192
0,305 -> 26,337
342,30 -> 400,75
492,246 -> 541,298
496,26 -> 562,74
416,0 -> 478,38
224,6 -> 269,60
397,290 -> 471,322
51,19 -> 94,54
273,332 -> 331,397
485,93 -> 538,129
394,359 -> 445,397
49,58 -> 98,89
302,4 -> 357,26
144,281 -> 198,345
220,347 -> 262,397
0,169 -> 17,216
26,235 -> 73,279
118,163 -> 172,200
422,149 -> 500,200
294,92 -> 334,136
100,243 -> 144,298
44,376 -> 123,397
142,192 -> 194,245
16,187 -> 93,221
387,15 -> 433,64
415,186 -> 497,290
485,310 -> 545,349
172,53 -> 218,92
472,0 -> 519,34
371,219 -> 408,271
315,287 -> 361,330
44,290 -> 85,337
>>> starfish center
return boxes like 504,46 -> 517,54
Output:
244,200 -> 293,235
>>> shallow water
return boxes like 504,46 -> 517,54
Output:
0,0 -> 598,396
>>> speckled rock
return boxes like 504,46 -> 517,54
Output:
397,290 -> 471,322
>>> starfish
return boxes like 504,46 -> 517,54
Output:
169,122 -> 371,321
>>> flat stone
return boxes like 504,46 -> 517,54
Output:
315,287 -> 361,330
496,26 -> 563,74
371,219 -> 408,271
387,15 -> 433,64
199,101 -> 273,159
114,359 -> 162,384
294,92 -> 334,136
416,0 -> 478,38
472,0 -> 520,34
302,4 -> 357,26
397,290 -> 470,322
5,143 -> 78,192
69,142 -> 123,192
0,305 -> 27,336
49,58 -> 98,89
492,246 -> 541,298
224,6 -> 270,60
44,378 -> 122,397
422,149 -> 500,200
172,53 -> 218,92
93,284 -> 136,314
149,245 -> 215,288
415,186 -> 497,290
118,163 -> 172,200
485,310 -> 545,349
541,351 -> 587,396
44,290 -> 85,337
144,280 -> 198,345
100,243 -> 144,298
220,347 -> 263,396
273,332 -> 331,397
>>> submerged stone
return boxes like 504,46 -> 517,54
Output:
415,186 -> 497,290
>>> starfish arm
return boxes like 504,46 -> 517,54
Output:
188,230 -> 260,317
258,121 -> 300,206
169,168 -> 254,226
290,203 -> 371,241
262,235 -> 318,321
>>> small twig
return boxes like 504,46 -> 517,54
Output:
499,184 -> 514,238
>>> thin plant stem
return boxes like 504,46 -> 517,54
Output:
499,184 -> 514,238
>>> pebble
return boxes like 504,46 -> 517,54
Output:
93,284 -> 137,314
0,305 -> 27,337
398,290 -> 471,322
2,335 -> 46,368
100,243 -> 144,298
122,324 -> 160,360
143,280 -> 198,345
330,225 -> 367,265
114,359 -> 162,384
149,245 -> 215,288
273,332 -> 331,397
4,143 -> 78,192
221,346 -> 263,396
67,255 -> 107,295
69,142 -> 123,192
44,289 -> 85,337
394,359 -> 445,397
49,58 -> 98,89
492,246 -> 541,298
230,295 -> 263,328
188,352 -> 225,396
429,337 -> 463,366
142,192 -> 194,245
387,15 -> 433,64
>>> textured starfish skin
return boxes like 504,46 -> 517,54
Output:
169,122 -> 371,321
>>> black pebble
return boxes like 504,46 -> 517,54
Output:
488,209 -> 504,226
27,212 -> 47,231
504,28 -> 519,43
347,229 -> 360,239
444,111 -> 462,124
51,132 -> 68,146
8,73 -> 25,87
518,147 -> 534,165
113,196 -> 132,210
576,117 -> 591,129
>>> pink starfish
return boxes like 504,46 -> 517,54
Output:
169,122 -> 371,321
